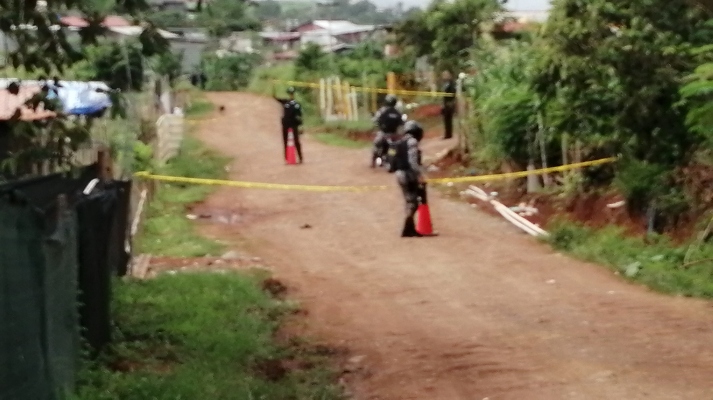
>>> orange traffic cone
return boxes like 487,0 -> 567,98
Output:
416,204 -> 433,235
285,128 -> 297,165
415,184 -> 433,235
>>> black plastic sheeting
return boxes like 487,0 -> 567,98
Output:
76,180 -> 131,354
0,165 -> 132,400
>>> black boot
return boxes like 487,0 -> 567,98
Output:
401,216 -> 422,237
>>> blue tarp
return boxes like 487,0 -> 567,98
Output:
0,79 -> 112,116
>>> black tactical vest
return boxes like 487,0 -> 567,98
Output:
389,136 -> 420,173
378,106 -> 402,133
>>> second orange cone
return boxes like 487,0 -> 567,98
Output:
415,184 -> 433,235
286,128 -> 297,165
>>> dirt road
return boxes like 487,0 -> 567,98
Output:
193,92 -> 713,400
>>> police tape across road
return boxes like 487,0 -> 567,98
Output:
271,79 -> 456,98
133,157 -> 617,191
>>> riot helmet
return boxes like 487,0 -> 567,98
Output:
384,94 -> 398,107
403,120 -> 424,141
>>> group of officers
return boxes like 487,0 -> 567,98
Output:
273,72 -> 457,237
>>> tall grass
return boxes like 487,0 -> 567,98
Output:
465,40 -> 542,169
136,96 -> 228,258
547,219 -> 713,298
72,273 -> 344,399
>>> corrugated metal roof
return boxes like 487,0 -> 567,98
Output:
0,85 -> 55,121
312,20 -> 375,35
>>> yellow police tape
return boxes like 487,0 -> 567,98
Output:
134,157 -> 617,192
272,79 -> 456,98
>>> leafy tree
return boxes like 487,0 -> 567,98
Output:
198,0 -> 260,37
73,40 -> 145,91
527,0 -> 713,214
534,0 -> 713,168
393,0 -> 501,71
0,0 -> 169,176
295,43 -> 329,78
151,50 -> 183,84
256,0 -> 282,19
680,39 -> 713,144
146,9 -> 193,28
426,0 -> 502,71
201,52 -> 260,90
466,41 -> 546,168
394,9 -> 435,58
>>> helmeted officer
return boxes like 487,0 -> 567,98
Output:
273,86 -> 304,163
371,94 -> 403,168
441,71 -> 456,140
391,120 -> 426,237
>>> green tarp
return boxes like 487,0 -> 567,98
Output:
0,198 -> 79,400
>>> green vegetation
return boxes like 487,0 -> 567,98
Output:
395,0 -> 503,71
294,42 -> 412,92
249,62 -> 296,96
395,0 -> 713,225
137,98 -> 228,257
388,0 -> 713,295
72,273 -> 344,400
0,0 -> 171,177
75,93 -> 343,399
202,52 -> 262,91
547,219 -> 713,298
184,96 -> 216,118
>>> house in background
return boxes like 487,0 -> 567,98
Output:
147,0 -> 259,13
259,19 -> 386,60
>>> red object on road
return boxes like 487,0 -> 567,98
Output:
286,128 -> 297,165
416,204 -> 433,235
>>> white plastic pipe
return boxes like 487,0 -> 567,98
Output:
493,204 -> 542,237
492,200 -> 548,236
464,185 -> 548,237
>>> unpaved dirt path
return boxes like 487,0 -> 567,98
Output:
194,92 -> 713,400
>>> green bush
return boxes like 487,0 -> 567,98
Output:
73,41 -> 145,91
614,159 -> 668,211
466,41 -> 550,168
202,52 -> 261,91
132,141 -> 154,172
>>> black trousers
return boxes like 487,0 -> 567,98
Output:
282,123 -> 303,161
442,105 -> 454,139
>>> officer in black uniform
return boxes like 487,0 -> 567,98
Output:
371,94 -> 404,168
273,86 -> 304,163
391,120 -> 426,237
441,71 -> 456,140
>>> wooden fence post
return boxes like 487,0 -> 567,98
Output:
97,148 -> 113,181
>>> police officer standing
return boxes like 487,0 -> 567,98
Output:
273,86 -> 304,164
391,120 -> 427,237
371,94 -> 404,168
440,71 -> 457,140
